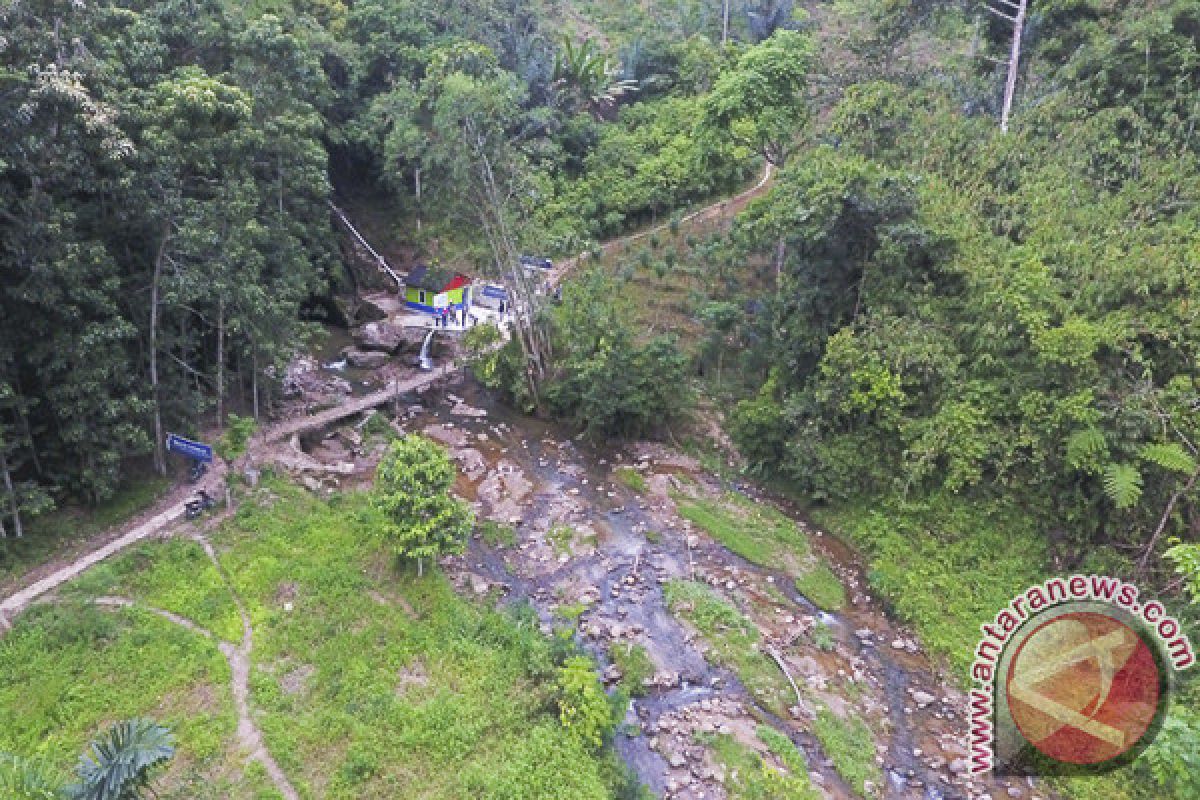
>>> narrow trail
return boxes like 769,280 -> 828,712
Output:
87,534 -> 301,800
544,162 -> 774,290
0,161 -> 776,631
0,162 -> 780,799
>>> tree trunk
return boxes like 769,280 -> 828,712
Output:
1,449 -> 22,538
466,122 -> 548,402
216,297 -> 226,424
1000,0 -> 1028,133
13,379 -> 42,476
251,344 -> 260,421
415,167 -> 423,233
722,0 -> 730,45
150,222 -> 169,476
774,237 -> 786,290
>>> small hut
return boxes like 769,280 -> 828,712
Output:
404,266 -> 472,313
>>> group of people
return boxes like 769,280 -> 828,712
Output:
432,305 -> 477,328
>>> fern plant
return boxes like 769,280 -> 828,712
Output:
67,719 -> 174,800
1102,463 -> 1143,509
1140,442 -> 1197,475
1065,427 -> 1107,471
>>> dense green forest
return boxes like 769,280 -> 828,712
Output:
0,0 -> 761,524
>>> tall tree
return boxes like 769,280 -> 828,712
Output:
371,436 -> 473,576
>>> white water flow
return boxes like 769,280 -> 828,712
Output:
418,329 -> 435,370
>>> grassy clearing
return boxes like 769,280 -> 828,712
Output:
673,492 -> 808,568
698,728 -> 819,800
810,707 -> 880,798
63,538 -> 244,642
613,467 -> 647,494
213,481 -> 629,799
0,601 -> 240,798
0,475 -> 171,588
663,580 -> 792,716
2,476 -> 639,799
609,642 -> 654,697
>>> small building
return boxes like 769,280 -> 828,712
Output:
474,283 -> 509,312
404,265 -> 472,313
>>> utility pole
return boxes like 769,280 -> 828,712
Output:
984,0 -> 1028,133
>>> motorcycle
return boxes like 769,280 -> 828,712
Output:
185,490 -> 216,520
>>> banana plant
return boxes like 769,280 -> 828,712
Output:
551,35 -> 637,116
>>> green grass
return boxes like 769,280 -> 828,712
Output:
0,601 -> 239,799
699,729 -> 819,800
793,562 -> 846,612
212,481 -> 625,799
547,524 -> 577,557
1,475 -> 171,588
480,520 -> 518,548
808,622 -> 836,653
810,707 -> 880,798
613,467 -> 647,494
63,538 -> 244,642
557,601 -> 589,623
673,490 -> 845,611
672,491 -> 809,570
1,477 -> 637,800
663,580 -> 793,716
609,643 -> 654,697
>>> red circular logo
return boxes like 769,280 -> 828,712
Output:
1005,611 -> 1161,765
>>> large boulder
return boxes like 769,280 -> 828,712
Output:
352,321 -> 427,353
341,347 -> 389,369
355,294 -> 392,323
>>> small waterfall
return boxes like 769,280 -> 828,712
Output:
418,329 -> 435,370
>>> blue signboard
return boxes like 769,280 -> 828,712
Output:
166,433 -> 214,463
482,285 -> 508,299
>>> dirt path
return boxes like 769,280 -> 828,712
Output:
544,162 -> 774,290
0,162 -> 776,632
87,533 -> 301,800
0,479 -> 222,631
0,365 -> 460,630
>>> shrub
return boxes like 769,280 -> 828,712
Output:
216,414 -> 257,461
556,656 -> 615,749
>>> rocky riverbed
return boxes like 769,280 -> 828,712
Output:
277,356 -> 1045,800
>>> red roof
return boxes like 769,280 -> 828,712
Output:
443,274 -> 470,291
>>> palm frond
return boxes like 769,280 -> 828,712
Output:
67,719 -> 174,800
